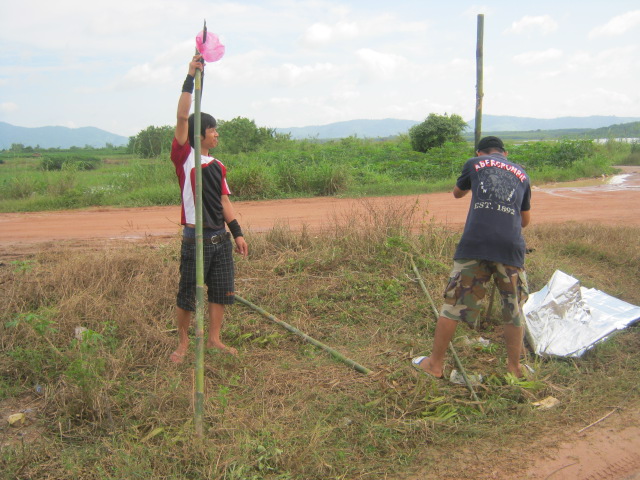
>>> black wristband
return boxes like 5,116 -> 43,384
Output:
182,74 -> 194,94
227,219 -> 243,238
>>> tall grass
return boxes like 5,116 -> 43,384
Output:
1,206 -> 638,479
0,156 -> 177,211
624,141 -> 640,165
0,138 -> 635,212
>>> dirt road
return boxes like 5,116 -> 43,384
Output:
0,167 -> 639,255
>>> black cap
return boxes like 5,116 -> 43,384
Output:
477,136 -> 504,152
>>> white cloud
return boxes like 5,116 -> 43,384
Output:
204,48 -> 345,89
592,88 -> 632,104
567,46 -> 637,79
301,21 -> 359,46
361,14 -> 427,36
538,70 -> 563,79
589,10 -> 640,37
1,102 -> 19,113
300,13 -> 426,49
277,62 -> 340,87
559,87 -> 635,116
303,23 -> 334,46
124,64 -> 174,85
513,48 -> 563,65
356,48 -> 409,80
505,15 -> 558,35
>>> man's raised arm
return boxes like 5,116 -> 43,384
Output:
175,55 -> 204,146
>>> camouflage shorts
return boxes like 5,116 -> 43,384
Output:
439,258 -> 529,327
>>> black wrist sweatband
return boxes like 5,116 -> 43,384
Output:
182,75 -> 194,94
227,219 -> 243,238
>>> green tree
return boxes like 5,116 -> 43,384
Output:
216,117 -> 278,154
128,125 -> 174,158
409,113 -> 468,153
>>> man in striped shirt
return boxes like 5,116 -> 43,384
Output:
169,55 -> 248,364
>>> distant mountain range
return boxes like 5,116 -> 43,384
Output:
276,115 -> 640,140
465,115 -> 640,133
275,118 -> 420,140
2,114 -> 640,149
0,122 -> 129,150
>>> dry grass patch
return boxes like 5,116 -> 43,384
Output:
1,211 -> 639,479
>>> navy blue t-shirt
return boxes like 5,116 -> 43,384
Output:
453,153 -> 531,268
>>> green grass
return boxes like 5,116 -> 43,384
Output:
1,138 -> 635,212
1,206 -> 638,479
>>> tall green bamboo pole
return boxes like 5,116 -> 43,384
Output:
474,14 -> 484,151
193,21 -> 207,438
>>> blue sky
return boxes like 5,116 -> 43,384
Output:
1,1 -> 638,137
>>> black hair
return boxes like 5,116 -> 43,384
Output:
476,135 -> 505,154
188,113 -> 217,147
478,146 -> 505,154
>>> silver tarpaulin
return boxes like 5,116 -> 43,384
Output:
523,270 -> 640,358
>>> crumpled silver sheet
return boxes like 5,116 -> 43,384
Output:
523,270 -> 640,357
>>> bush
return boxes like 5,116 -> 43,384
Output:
127,125 -> 174,158
625,141 -> 640,166
216,117 -> 280,154
228,161 -> 277,199
40,155 -> 101,171
307,163 -> 351,196
508,139 -> 595,170
1,177 -> 45,200
409,113 -> 467,153
273,160 -> 313,194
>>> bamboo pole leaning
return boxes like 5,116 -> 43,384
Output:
235,295 -> 372,375
409,256 -> 483,408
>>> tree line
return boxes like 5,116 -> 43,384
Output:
127,113 -> 468,158
127,117 -> 292,158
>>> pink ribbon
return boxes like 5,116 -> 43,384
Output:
196,31 -> 225,62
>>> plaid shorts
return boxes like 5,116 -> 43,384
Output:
439,258 -> 529,326
176,235 -> 235,310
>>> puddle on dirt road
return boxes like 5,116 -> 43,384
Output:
538,170 -> 640,194
543,174 -> 626,189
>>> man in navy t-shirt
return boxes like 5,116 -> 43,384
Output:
412,136 -> 531,379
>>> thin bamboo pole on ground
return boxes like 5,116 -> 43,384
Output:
409,257 -> 483,408
193,21 -> 207,438
235,295 -> 372,375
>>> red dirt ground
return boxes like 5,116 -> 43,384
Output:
0,167 -> 639,257
1,166 -> 639,479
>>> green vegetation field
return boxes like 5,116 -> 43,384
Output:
1,134 -> 639,213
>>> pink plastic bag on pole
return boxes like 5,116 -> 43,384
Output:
196,31 -> 225,62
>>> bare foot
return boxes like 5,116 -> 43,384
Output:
170,350 -> 187,364
206,341 -> 238,356
411,356 -> 444,379
508,363 -> 535,379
